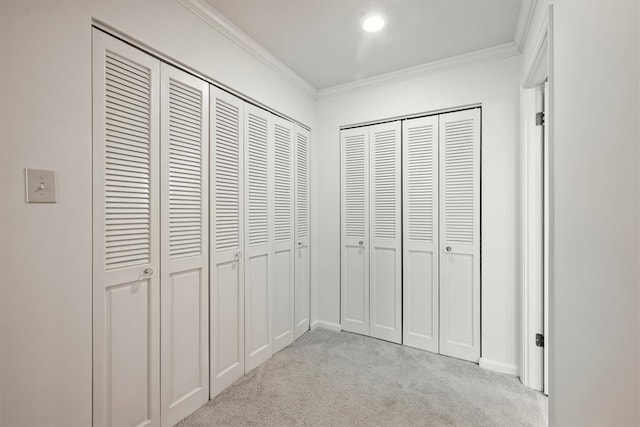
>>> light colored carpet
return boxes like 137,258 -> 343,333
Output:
178,328 -> 547,426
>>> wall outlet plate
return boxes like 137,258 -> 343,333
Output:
25,168 -> 57,203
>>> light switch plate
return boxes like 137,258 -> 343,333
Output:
25,168 -> 57,203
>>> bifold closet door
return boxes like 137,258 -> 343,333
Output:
439,109 -> 480,362
369,122 -> 402,344
244,104 -> 273,372
159,64 -> 209,426
402,116 -> 440,352
271,116 -> 296,353
210,88 -> 245,397
340,127 -> 370,336
92,29 -> 161,427
294,125 -> 311,339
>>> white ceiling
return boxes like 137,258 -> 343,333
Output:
203,0 -> 523,90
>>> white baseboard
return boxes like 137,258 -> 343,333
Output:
479,357 -> 518,376
314,320 -> 342,332
310,320 -> 319,330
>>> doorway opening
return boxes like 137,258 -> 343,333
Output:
521,5 -> 552,396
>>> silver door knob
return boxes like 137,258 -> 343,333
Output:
358,241 -> 364,246
298,242 -> 303,247
445,247 -> 452,253
143,268 -> 154,276
235,252 -> 242,259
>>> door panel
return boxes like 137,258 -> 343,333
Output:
273,249 -> 294,352
108,281 -> 152,427
344,245 -> 368,328
271,116 -> 295,354
369,122 -> 402,344
405,251 -> 436,343
244,105 -> 272,372
215,261 -> 241,371
402,116 -> 439,352
93,29 -> 160,427
246,253 -> 270,369
371,247 -> 398,328
210,88 -> 245,397
160,64 -> 209,426
294,126 -> 311,339
442,253 -> 474,345
439,109 -> 480,362
166,270 -> 204,403
340,127 -> 369,336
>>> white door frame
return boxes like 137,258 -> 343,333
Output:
521,5 -> 553,394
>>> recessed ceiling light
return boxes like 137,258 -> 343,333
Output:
361,14 -> 386,33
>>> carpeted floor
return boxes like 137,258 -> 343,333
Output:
178,328 -> 547,426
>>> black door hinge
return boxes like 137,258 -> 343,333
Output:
536,333 -> 544,347
535,112 -> 545,126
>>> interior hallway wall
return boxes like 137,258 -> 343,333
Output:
0,1 -> 316,425
522,1 -> 640,425
315,55 -> 522,374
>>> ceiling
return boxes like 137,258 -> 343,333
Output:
203,0 -> 523,90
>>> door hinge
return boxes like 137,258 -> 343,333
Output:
536,333 -> 544,347
535,112 -> 545,126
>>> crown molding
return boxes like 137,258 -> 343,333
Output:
514,0 -> 538,52
317,42 -> 520,99
176,0 -> 318,99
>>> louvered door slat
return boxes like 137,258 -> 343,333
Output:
369,121 -> 401,344
443,116 -> 475,245
294,125 -> 311,339
274,123 -> 293,243
402,116 -> 439,353
168,80 -> 203,260
160,64 -> 209,427
344,134 -> 366,239
104,51 -> 152,271
247,113 -> 269,247
439,108 -> 480,363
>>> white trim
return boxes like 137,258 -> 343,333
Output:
479,358 -> 519,376
176,0 -> 318,99
514,0 -> 538,53
317,42 -> 520,99
520,86 -> 544,391
315,320 -> 342,332
523,7 -> 550,88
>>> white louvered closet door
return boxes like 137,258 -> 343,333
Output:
92,29 -> 161,427
439,109 -> 480,362
402,116 -> 440,352
369,122 -> 402,344
340,127 -> 370,336
210,88 -> 245,397
244,104 -> 273,372
294,125 -> 311,340
271,116 -> 296,354
159,64 -> 209,427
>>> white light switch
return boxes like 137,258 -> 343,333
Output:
25,168 -> 57,203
